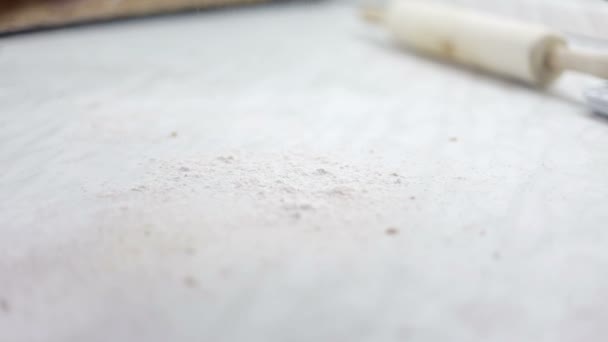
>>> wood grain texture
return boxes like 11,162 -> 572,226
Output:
1,1 -> 608,342
0,0 -> 265,33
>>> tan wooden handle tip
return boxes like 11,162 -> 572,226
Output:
550,46 -> 608,79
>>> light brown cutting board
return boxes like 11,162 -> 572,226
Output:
0,0 -> 264,33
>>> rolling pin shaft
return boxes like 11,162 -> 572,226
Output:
363,1 -> 608,86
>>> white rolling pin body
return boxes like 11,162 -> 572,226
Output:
384,1 -> 566,86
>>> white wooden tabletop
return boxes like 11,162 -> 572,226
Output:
2,1 -> 608,341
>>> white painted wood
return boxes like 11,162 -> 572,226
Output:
380,1 -> 566,86
1,1 -> 608,341
435,0 -> 608,39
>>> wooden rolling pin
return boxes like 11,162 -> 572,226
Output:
363,1 -> 608,87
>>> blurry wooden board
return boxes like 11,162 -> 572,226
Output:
2,1 -> 608,342
0,0 -> 264,33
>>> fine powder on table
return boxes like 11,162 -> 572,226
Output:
94,152 -> 422,230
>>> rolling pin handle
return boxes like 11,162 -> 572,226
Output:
549,46 -> 608,79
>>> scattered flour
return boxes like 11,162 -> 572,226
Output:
97,152 -> 411,223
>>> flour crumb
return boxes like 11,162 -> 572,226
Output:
449,137 -> 458,142
299,203 -> 314,210
280,185 -> 297,194
179,167 -> 190,172
0,299 -> 9,313
326,186 -> 353,197
315,168 -> 330,176
183,276 -> 198,288
386,227 -> 399,236
217,155 -> 235,163
170,131 -> 178,138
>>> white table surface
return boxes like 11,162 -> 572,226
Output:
2,1 -> 608,341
